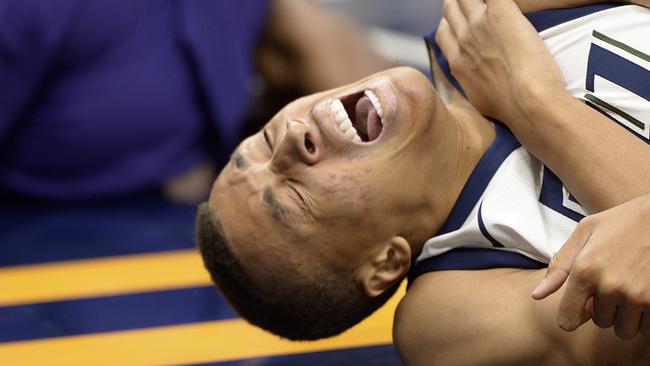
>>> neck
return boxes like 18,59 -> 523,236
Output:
447,103 -> 496,203
409,98 -> 495,257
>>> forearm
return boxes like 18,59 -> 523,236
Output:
435,49 -> 650,212
436,0 -> 650,211
257,0 -> 389,93
511,84 -> 650,212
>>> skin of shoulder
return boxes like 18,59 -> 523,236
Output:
393,268 -> 650,366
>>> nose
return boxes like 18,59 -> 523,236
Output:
270,118 -> 322,173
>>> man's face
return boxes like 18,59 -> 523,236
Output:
210,67 -> 446,287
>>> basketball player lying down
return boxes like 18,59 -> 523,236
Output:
196,1 -> 650,364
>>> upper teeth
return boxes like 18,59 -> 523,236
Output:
364,90 -> 384,118
330,90 -> 384,143
331,99 -> 362,142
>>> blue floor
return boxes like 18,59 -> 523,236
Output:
0,193 -> 401,365
191,345 -> 401,366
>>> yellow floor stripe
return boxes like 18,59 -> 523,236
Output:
0,250 -> 211,306
0,284 -> 405,366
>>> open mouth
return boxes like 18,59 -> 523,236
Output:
330,90 -> 384,143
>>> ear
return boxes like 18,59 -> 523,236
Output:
357,236 -> 412,298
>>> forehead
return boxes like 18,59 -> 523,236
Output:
212,169 -> 284,250
210,162 -> 366,281
210,169 -> 317,277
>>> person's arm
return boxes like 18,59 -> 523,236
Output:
256,0 -> 390,94
436,0 -> 650,213
435,0 -> 650,342
394,268 -> 649,366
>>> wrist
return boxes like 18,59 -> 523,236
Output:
511,80 -> 572,130
515,74 -> 569,109
500,80 -> 582,168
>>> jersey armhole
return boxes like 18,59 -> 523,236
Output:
408,248 -> 546,284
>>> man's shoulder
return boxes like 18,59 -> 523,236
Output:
394,270 -> 504,366
395,268 -> 650,365
393,273 -> 448,366
394,269 -> 552,366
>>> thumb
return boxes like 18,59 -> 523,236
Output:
531,222 -> 592,300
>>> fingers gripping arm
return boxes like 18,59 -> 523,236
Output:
436,0 -> 650,212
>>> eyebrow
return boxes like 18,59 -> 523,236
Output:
231,147 -> 297,228
263,186 -> 291,227
231,150 -> 248,169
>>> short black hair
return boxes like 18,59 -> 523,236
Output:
195,202 -> 400,340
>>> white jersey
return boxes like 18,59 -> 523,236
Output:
412,4 -> 650,278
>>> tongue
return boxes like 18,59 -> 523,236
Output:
355,96 -> 383,141
366,110 -> 381,141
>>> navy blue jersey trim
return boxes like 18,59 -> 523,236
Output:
477,202 -> 505,248
527,3 -> 622,33
436,123 -> 520,235
409,248 -> 546,282
424,4 -> 622,97
425,33 -> 465,95
0,286 -> 237,343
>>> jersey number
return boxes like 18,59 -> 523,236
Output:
540,29 -> 650,220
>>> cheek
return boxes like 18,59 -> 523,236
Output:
315,169 -> 377,206
308,171 -> 385,238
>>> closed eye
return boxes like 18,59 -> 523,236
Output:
263,129 -> 273,152
286,180 -> 305,206
286,180 -> 311,220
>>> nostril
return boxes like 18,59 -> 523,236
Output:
304,134 -> 315,154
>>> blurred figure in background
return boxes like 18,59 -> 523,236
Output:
0,0 -> 389,204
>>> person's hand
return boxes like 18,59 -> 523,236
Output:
531,193 -> 650,341
435,0 -> 568,125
